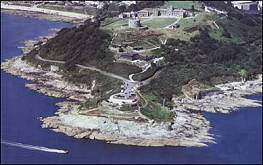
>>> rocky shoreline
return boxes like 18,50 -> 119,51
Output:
1,56 -> 215,147
1,13 -> 262,147
173,78 -> 262,114
1,53 -> 262,147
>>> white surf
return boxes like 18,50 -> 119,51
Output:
1,140 -> 68,154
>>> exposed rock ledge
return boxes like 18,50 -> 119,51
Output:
1,56 -> 214,147
41,108 -> 214,147
174,77 -> 262,114
1,56 -> 262,147
1,57 -> 92,101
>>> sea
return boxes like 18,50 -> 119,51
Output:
1,12 -> 262,164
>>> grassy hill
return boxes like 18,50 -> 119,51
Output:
142,18 -> 177,29
24,19 -> 141,79
142,17 -> 262,105
166,1 -> 202,10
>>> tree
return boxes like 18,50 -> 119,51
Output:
183,12 -> 188,18
191,5 -> 195,11
201,3 -> 205,10
191,3 -> 197,16
119,5 -> 126,13
226,1 -> 233,7
239,69 -> 248,82
119,47 -> 124,52
128,3 -> 138,12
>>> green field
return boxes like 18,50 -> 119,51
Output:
141,101 -> 173,122
209,28 -> 241,44
102,19 -> 128,30
156,14 -> 208,41
177,18 -> 196,29
167,1 -> 202,10
177,13 -> 212,29
142,18 -> 177,29
157,13 -> 214,41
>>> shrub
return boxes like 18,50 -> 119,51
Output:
141,102 -> 173,122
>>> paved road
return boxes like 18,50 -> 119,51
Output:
36,54 -> 159,109
36,54 -> 132,82
76,64 -> 131,82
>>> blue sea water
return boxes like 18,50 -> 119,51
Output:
1,12 -> 262,164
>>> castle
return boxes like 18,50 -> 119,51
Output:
119,6 -> 188,19
137,7 -> 187,18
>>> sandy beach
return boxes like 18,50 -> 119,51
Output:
1,3 -> 92,24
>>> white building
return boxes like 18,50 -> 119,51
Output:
84,1 -> 104,8
259,1 -> 262,10
119,1 -> 136,6
50,65 -> 59,72
84,1 -> 100,5
231,1 -> 259,12
108,93 -> 137,105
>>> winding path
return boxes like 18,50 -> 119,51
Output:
36,54 -> 132,82
35,54 -> 160,111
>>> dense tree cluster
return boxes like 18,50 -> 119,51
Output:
126,1 -> 165,12
25,18 -> 141,78
203,0 -> 262,27
142,26 -> 262,104
36,19 -> 112,71
133,63 -> 159,81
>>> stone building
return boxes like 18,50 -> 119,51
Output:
137,6 -> 186,18
128,18 -> 142,28
119,6 -> 187,19
137,9 -> 151,17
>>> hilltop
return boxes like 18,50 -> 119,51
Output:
24,18 -> 142,78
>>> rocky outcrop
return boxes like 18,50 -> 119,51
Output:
1,57 -> 92,102
181,79 -> 208,99
2,55 -> 262,147
2,55 -> 262,146
40,105 -> 214,147
174,76 -> 262,113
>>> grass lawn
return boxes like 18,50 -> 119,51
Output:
177,13 -> 212,29
102,19 -> 128,31
142,18 -> 177,29
209,28 -> 242,44
167,1 -> 202,10
141,102 -> 173,122
177,18 -> 195,29
140,94 -> 173,122
159,26 -> 200,41
157,13 -> 213,41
